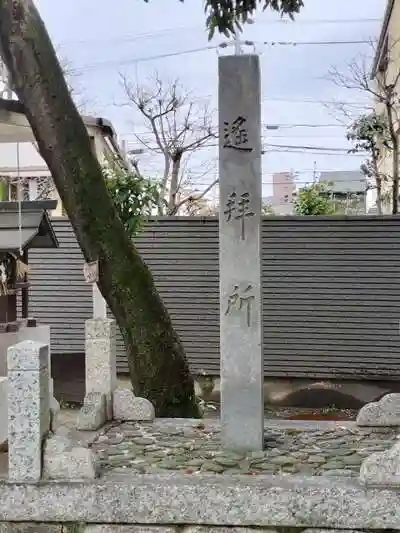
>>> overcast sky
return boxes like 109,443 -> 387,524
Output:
34,0 -> 386,198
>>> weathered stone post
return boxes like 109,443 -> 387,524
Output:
77,318 -> 117,430
219,54 -> 264,451
17,323 -> 60,415
7,340 -> 50,482
78,264 -> 155,427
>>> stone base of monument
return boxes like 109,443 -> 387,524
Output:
76,392 -> 108,431
113,388 -> 155,421
360,441 -> 400,486
356,393 -> 400,426
355,392 -> 400,486
75,388 -> 155,431
43,427 -> 97,481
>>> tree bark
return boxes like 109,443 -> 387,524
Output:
0,0 -> 199,418
385,103 -> 399,214
375,177 -> 383,215
392,148 -> 399,214
168,153 -> 182,214
371,154 -> 383,214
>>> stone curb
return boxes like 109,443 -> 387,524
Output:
0,475 -> 399,528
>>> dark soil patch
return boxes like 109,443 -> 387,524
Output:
287,412 -> 356,421
205,403 -> 359,421
268,406 -> 358,421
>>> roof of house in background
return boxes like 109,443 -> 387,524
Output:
0,98 -> 126,162
0,97 -> 117,136
0,200 -> 59,251
271,203 -> 295,216
262,196 -> 274,205
319,170 -> 367,194
371,0 -> 394,77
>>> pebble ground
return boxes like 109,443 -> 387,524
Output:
89,419 -> 398,477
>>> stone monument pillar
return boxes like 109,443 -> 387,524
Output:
219,54 -> 264,451
77,318 -> 117,430
7,340 -> 50,482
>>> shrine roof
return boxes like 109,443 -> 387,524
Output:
0,200 -> 59,252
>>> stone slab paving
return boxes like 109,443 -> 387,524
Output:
89,418 -> 399,478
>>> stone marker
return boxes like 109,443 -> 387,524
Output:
17,323 -> 60,416
76,391 -> 107,430
77,318 -> 117,429
359,441 -> 400,486
7,340 -> 50,482
113,388 -> 155,421
43,426 -> 97,481
357,393 -> 400,426
219,54 -> 264,451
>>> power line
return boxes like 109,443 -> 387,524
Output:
129,140 -> 361,154
56,18 -> 381,47
135,144 -> 363,156
70,39 -> 375,73
266,143 -> 358,151
267,135 -> 348,138
163,93 -> 371,107
119,92 -> 370,107
186,168 -> 362,176
262,97 -> 368,106
188,178 -> 368,186
121,122 -> 353,138
258,39 -> 373,46
267,149 -> 362,156
71,46 -> 216,72
264,123 -> 346,128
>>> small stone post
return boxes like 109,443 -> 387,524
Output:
17,323 -> 60,415
219,54 -> 264,451
77,318 -> 117,430
7,340 -> 50,482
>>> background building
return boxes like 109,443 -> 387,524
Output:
263,172 -> 296,215
319,170 -> 368,214
272,171 -> 296,204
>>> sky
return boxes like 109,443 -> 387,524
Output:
33,0 -> 387,200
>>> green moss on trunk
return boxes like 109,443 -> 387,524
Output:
0,0 -> 200,418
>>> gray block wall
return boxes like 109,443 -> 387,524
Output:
27,215 -> 400,379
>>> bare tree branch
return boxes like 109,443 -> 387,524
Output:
120,72 -> 217,216
329,39 -> 400,214
170,179 -> 219,215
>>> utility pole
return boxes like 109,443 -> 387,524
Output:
312,160 -> 317,183
232,18 -> 254,55
233,32 -> 242,55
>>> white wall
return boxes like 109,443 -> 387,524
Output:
0,142 -> 46,169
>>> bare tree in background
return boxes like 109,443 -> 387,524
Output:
346,112 -> 391,214
122,74 -> 217,215
328,42 -> 400,214
60,55 -> 96,114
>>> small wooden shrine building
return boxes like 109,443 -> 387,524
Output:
0,200 -> 58,332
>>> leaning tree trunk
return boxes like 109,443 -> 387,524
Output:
0,0 -> 199,418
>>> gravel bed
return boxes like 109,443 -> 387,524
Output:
90,419 -> 398,478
